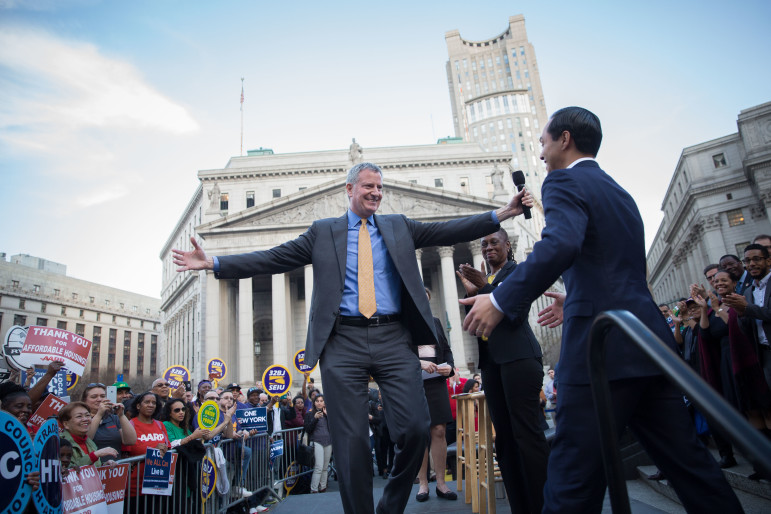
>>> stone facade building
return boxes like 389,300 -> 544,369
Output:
160,141 -> 563,387
647,101 -> 771,304
0,254 -> 161,389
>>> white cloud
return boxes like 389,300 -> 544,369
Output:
0,26 -> 199,136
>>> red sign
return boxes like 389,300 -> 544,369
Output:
62,465 -> 108,514
97,463 -> 130,514
28,394 -> 67,433
22,326 -> 92,376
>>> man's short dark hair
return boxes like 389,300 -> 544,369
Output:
547,106 -> 602,156
718,254 -> 740,263
657,303 -> 669,308
752,234 -> 771,244
743,243 -> 770,259
703,264 -> 719,276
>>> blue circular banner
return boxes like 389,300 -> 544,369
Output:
33,418 -> 61,514
262,364 -> 292,397
0,411 -> 34,514
293,349 -> 316,374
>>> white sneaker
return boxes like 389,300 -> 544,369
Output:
249,507 -> 269,513
234,486 -> 251,498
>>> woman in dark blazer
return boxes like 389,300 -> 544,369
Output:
458,228 -> 550,514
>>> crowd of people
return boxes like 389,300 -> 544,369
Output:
655,234 -> 771,481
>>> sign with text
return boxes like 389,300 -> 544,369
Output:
200,456 -> 217,503
293,349 -> 316,374
236,406 -> 267,432
207,358 -> 227,381
162,365 -> 190,392
269,439 -> 284,469
2,325 -> 30,373
21,367 -> 72,398
28,395 -> 68,433
22,327 -> 92,376
262,364 -> 292,397
0,411 -> 34,514
96,464 -> 129,514
141,448 -> 173,496
284,461 -> 300,494
32,418 -> 62,514
61,465 -> 108,514
197,400 -> 221,430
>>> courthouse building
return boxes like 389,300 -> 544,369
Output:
0,254 -> 161,387
647,101 -> 771,304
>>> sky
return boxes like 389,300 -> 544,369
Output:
1,0 -> 770,298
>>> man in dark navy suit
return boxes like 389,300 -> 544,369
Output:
461,107 -> 742,513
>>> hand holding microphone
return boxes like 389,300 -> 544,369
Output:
511,170 -> 532,219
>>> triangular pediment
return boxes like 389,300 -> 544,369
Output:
197,177 -> 502,237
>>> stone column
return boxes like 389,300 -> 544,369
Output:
438,246 -> 468,371
272,273 -> 291,366
701,214 -> 726,265
238,278 -> 255,384
469,240 -> 484,271
415,249 -> 424,280
304,265 -> 314,323
204,272 -> 221,366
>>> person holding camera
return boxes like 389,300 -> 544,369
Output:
304,394 -> 333,493
82,382 -> 137,454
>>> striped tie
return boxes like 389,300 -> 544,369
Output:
358,218 -> 377,318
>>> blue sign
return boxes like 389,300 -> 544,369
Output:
141,448 -> 172,494
200,456 -> 216,502
32,418 -> 62,514
0,411 -> 34,514
20,368 -> 69,398
269,440 -> 284,469
262,364 -> 292,397
236,407 -> 267,432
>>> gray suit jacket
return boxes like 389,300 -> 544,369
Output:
215,211 -> 499,366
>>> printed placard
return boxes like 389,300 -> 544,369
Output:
236,406 -> 267,432
284,461 -> 300,493
207,358 -> 227,381
61,465 -> 108,514
32,418 -> 62,514
262,364 -> 292,397
200,456 -> 217,502
21,367 -> 70,398
96,464 -> 130,514
2,325 -> 30,372
0,411 -> 34,514
293,349 -> 316,374
22,326 -> 92,376
269,439 -> 284,469
197,400 -> 221,430
141,448 -> 173,495
28,394 -> 67,434
162,365 -> 190,392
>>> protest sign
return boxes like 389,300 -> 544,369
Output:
207,358 -> 227,380
2,325 -> 30,376
27,394 -> 68,433
0,411 -> 34,514
293,349 -> 316,374
197,400 -> 221,430
162,364 -> 190,392
269,439 -> 284,469
96,464 -> 129,514
141,448 -> 175,496
200,456 -> 217,503
236,406 -> 267,432
284,461 -> 301,494
22,326 -> 92,376
32,418 -> 62,514
262,364 -> 292,397
21,367 -> 72,398
61,465 -> 108,514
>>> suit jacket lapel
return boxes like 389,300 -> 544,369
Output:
491,260 -> 516,287
331,215 -> 348,284
374,215 -> 400,274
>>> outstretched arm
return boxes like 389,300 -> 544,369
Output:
172,237 -> 214,271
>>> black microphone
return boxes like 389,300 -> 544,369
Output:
511,170 -> 531,219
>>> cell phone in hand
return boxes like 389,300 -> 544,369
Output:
106,386 -> 117,403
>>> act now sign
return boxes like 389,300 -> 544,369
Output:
22,326 -> 92,376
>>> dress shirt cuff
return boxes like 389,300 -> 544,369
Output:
490,210 -> 500,224
489,291 -> 504,313
212,256 -> 220,273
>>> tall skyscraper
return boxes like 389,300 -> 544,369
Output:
446,15 -> 548,190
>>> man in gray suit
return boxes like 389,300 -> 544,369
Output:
173,162 -> 531,514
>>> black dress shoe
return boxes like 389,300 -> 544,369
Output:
647,470 -> 665,481
435,487 -> 457,500
416,491 -> 429,502
718,455 -> 738,468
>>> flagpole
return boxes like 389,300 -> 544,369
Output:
240,77 -> 245,156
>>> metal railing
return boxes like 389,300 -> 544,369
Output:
588,310 -> 771,514
114,426 -> 311,513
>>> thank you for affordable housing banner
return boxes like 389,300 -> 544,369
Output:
22,326 -> 92,376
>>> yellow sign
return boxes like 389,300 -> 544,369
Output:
261,364 -> 292,397
207,358 -> 227,381
197,400 -> 220,430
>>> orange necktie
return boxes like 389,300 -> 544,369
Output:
358,218 -> 377,318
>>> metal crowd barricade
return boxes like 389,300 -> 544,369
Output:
116,429 -> 298,514
269,426 -> 315,496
